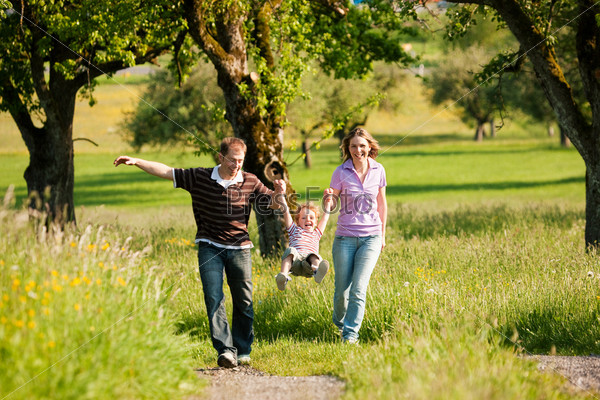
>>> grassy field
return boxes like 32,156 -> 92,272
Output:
0,80 -> 596,399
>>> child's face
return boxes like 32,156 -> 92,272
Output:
297,207 -> 317,231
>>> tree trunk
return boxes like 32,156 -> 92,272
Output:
586,164 -> 600,247
23,125 -> 75,224
474,123 -> 484,142
302,139 -> 312,169
559,124 -> 571,148
490,119 -> 496,138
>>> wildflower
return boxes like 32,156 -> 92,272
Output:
48,341 -> 56,348
0,260 -> 4,266
52,284 -> 63,292
83,276 -> 92,285
117,277 -> 127,286
28,291 -> 38,299
70,242 -> 77,247
27,321 -> 36,329
96,279 -> 102,285
28,309 -> 35,317
98,262 -> 105,268
588,271 -> 595,278
74,303 -> 81,311
2,294 -> 8,301
51,270 -> 59,277
12,278 -> 20,288
0,316 -> 7,324
404,282 -> 410,287
70,277 -> 81,287
101,242 -> 110,251
90,326 -> 95,332
14,320 -> 24,328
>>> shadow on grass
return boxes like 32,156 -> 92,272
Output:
501,307 -> 600,355
387,176 -> 583,197
390,203 -> 584,239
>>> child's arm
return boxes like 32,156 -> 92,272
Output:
273,179 -> 293,229
317,188 -> 336,233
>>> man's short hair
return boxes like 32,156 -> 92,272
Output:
220,137 -> 247,156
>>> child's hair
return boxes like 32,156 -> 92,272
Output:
294,201 -> 320,223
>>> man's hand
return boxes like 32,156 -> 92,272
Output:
114,156 -> 137,167
273,179 -> 286,195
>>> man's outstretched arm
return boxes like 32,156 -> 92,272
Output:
114,156 -> 173,181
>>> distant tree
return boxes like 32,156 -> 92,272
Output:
425,46 -> 502,141
0,0 -> 185,224
122,61 -> 230,162
286,62 -> 407,167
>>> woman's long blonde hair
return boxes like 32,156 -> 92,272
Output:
340,127 -> 380,162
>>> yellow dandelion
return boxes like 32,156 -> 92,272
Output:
27,321 -> 36,329
2,294 -> 8,301
74,303 -> 81,311
112,265 -> 117,270
96,279 -> 102,285
43,308 -> 50,316
44,291 -> 51,299
90,326 -> 95,332
28,309 -> 35,317
62,274 -> 69,281
0,316 -> 7,324
41,298 -> 49,306
52,284 -> 63,292
83,276 -> 92,285
117,277 -> 127,286
0,260 -> 4,266
98,262 -> 105,268
14,320 -> 24,328
70,242 -> 77,247
19,295 -> 26,303
12,278 -> 20,288
101,242 -> 110,251
48,341 -> 56,348
87,244 -> 96,252
51,270 -> 59,277
70,277 -> 81,287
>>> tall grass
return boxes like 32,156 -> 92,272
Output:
2,189 -> 598,398
0,191 -> 202,400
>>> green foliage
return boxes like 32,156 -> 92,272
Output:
122,63 -> 230,159
425,46 -> 502,127
0,0 -> 188,114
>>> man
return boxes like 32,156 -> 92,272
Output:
114,137 -> 285,368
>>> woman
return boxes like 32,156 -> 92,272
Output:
329,127 -> 387,344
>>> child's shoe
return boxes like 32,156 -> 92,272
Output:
314,260 -> 329,283
276,272 -> 291,291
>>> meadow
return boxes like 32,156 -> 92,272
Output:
1,80 -> 598,399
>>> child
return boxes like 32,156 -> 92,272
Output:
275,189 -> 335,291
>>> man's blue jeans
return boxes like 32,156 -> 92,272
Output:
197,242 -> 253,357
332,235 -> 382,341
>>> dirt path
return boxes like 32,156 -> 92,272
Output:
531,355 -> 600,395
194,356 -> 600,399
195,366 -> 345,400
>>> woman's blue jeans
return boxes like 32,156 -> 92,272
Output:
332,235 -> 382,341
197,242 -> 253,357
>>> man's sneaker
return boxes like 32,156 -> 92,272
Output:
238,354 -> 251,365
276,272 -> 291,291
314,260 -> 329,284
217,352 -> 237,368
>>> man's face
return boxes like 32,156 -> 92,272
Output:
219,145 -> 245,179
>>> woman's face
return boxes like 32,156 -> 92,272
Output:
348,136 -> 371,163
